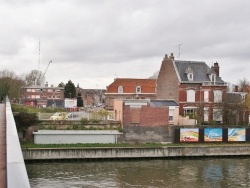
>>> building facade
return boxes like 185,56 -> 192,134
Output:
105,78 -> 156,110
156,53 -> 227,123
113,99 -> 179,126
21,84 -> 65,108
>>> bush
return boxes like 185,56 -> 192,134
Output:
14,112 -> 38,131
80,118 -> 89,125
90,119 -> 101,124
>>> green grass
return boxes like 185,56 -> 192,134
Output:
20,141 -> 172,149
11,103 -> 66,113
20,140 -> 249,149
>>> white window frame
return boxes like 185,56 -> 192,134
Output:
136,86 -> 141,94
214,90 -> 222,103
188,73 -> 193,81
118,86 -> 123,93
213,108 -> 222,122
204,90 -> 209,102
187,89 -> 195,102
204,107 -> 209,122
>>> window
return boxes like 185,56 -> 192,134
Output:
213,108 -> 222,122
187,90 -> 195,102
184,108 -> 196,118
214,90 -> 222,102
118,86 -> 123,93
169,109 -> 174,122
204,91 -> 209,102
188,73 -> 193,81
27,89 -> 32,92
204,107 -> 209,122
210,74 -> 216,82
136,86 -> 141,93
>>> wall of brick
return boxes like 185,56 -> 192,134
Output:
156,57 -> 179,102
122,125 -> 174,143
123,105 -> 169,126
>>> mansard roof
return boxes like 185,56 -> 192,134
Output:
106,78 -> 156,93
174,60 -> 225,83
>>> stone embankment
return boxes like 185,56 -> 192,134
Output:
23,145 -> 250,161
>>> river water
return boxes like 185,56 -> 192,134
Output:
26,158 -> 250,188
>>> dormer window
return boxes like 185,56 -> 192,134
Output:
136,86 -> 141,93
118,86 -> 123,93
210,74 -> 216,82
185,66 -> 194,81
188,73 -> 193,81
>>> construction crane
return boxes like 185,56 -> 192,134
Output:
41,60 -> 52,85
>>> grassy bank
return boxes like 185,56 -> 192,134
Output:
21,141 -> 247,149
20,141 -> 171,149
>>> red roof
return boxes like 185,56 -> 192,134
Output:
106,78 -> 156,93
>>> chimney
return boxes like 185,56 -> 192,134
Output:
169,53 -> 175,60
212,62 -> 219,76
163,54 -> 168,60
234,85 -> 239,92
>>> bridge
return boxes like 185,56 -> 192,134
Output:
0,100 -> 30,188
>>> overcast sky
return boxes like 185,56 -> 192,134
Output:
1,0 -> 250,89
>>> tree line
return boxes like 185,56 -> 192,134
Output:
0,69 -> 81,104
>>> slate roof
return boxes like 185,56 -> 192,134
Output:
150,100 -> 178,107
174,60 -> 225,83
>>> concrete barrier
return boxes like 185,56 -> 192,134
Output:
6,100 -> 30,188
33,130 -> 123,144
23,145 -> 250,161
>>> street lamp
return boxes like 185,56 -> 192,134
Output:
70,92 -> 71,99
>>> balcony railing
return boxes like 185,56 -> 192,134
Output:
202,81 -> 227,86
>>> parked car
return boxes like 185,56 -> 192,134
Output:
50,112 -> 67,120
66,113 -> 78,120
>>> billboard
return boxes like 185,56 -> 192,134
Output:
228,128 -> 246,142
180,128 -> 199,142
64,98 -> 77,108
204,128 -> 222,142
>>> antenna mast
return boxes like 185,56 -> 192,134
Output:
38,38 -> 41,70
178,44 -> 182,59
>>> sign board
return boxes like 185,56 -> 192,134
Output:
64,98 -> 77,108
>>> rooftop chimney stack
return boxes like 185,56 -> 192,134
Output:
212,62 -> 219,76
169,53 -> 175,60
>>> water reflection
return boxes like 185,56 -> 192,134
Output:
26,158 -> 250,188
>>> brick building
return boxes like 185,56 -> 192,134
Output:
113,99 -> 179,126
21,84 -> 65,108
76,87 -> 105,107
156,53 -> 227,123
105,78 -> 156,110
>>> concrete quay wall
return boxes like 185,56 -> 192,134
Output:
23,145 -> 250,161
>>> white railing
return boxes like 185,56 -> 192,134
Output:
6,100 -> 30,188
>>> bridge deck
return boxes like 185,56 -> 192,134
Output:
0,103 -> 6,188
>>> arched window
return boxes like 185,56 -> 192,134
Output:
187,89 -> 195,102
118,86 -> 123,93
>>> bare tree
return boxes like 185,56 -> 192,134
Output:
149,70 -> 159,79
0,70 -> 25,102
237,77 -> 250,92
25,70 -> 44,86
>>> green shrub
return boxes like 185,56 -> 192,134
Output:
80,118 -> 89,125
90,119 -> 101,124
14,112 -> 38,131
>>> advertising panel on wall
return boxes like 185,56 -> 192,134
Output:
228,128 -> 246,142
204,128 -> 222,142
180,128 -> 199,142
